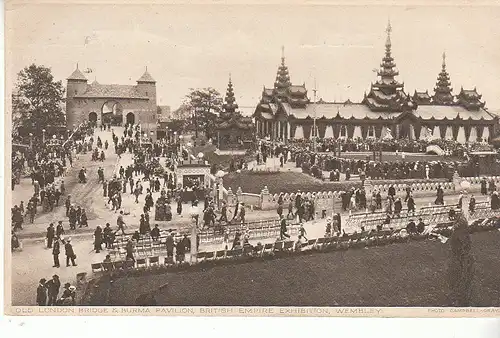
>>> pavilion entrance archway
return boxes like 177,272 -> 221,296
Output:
88,112 -> 98,127
126,112 -> 135,126
101,101 -> 124,126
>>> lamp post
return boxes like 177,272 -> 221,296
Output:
42,129 -> 46,144
179,135 -> 184,161
190,204 -> 200,263
29,133 -> 33,149
215,170 -> 225,209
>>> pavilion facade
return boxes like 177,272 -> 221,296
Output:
253,22 -> 498,144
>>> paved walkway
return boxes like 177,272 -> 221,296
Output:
9,131 -> 491,306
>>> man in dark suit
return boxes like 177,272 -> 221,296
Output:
45,275 -> 61,306
64,238 -> 77,267
280,216 -> 290,240
46,223 -> 55,249
36,278 -> 47,306
52,238 -> 60,268
232,201 -> 240,221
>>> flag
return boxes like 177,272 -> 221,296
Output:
84,68 -> 93,74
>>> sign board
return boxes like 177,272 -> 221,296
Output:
315,197 -> 333,212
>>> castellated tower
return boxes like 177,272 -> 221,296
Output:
135,68 -> 157,134
66,65 -> 88,128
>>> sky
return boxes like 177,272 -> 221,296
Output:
6,3 -> 500,114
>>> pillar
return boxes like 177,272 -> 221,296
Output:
445,126 -> 453,139
483,125 -> 490,142
325,125 -> 334,138
469,126 -> 477,142
432,125 -> 440,140
457,126 -> 467,143
353,125 -> 362,139
190,218 -> 198,263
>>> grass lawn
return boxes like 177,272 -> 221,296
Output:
102,231 -> 500,307
222,171 -> 361,194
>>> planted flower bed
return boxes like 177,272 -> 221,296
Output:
222,171 -> 362,194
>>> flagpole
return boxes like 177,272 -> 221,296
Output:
313,79 -> 317,152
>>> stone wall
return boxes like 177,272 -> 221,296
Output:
218,174 -> 499,212
460,176 -> 500,194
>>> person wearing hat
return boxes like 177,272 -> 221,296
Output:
491,191 -> 500,210
298,223 -> 308,242
103,223 -> 112,249
52,237 -> 60,268
59,283 -> 76,306
65,195 -> 71,217
64,238 -> 77,267
46,223 -> 55,249
36,278 -> 47,306
406,219 -> 417,235
469,195 -> 476,214
325,218 -> 332,237
46,275 -> 60,306
56,220 -> 64,239
417,218 -> 426,234
239,203 -> 246,225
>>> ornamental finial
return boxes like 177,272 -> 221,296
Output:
385,18 -> 392,47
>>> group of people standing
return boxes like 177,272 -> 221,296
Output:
36,275 -> 76,306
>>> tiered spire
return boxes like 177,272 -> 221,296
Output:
363,20 -> 410,112
222,74 -> 239,115
375,19 -> 403,93
432,52 -> 454,105
274,46 -> 292,98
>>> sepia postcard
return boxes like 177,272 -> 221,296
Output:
4,0 -> 500,317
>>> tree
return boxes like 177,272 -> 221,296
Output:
448,213 -> 475,306
13,64 -> 66,139
182,88 -> 223,139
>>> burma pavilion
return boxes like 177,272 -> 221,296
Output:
253,22 -> 498,144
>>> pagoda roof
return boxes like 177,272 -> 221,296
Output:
263,88 -> 274,96
67,68 -> 87,81
74,83 -> 149,99
216,117 -> 253,130
459,88 -> 481,98
137,70 -> 156,83
255,98 -> 497,123
413,105 -> 495,120
281,102 -> 399,120
288,85 -> 307,94
413,91 -> 431,100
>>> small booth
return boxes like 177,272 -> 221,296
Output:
176,161 -> 212,202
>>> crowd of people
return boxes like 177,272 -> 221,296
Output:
11,123 -> 94,234
256,139 -> 458,181
285,137 -> 489,159
17,121 -> 500,307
